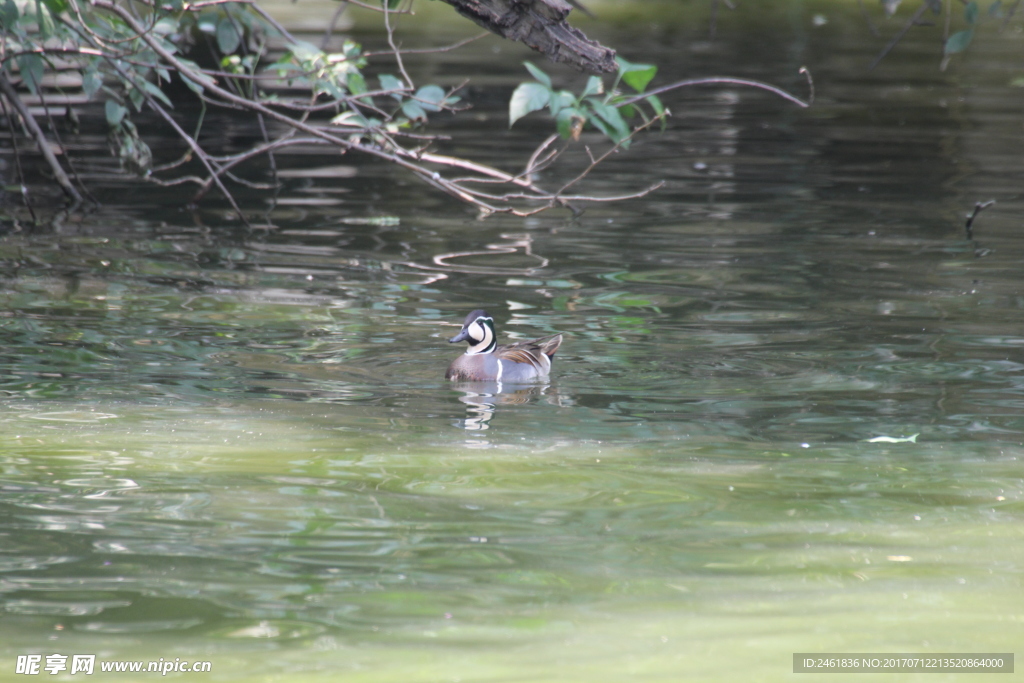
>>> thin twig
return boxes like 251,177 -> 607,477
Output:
619,76 -> 810,108
173,0 -> 301,44
1001,0 -> 1021,29
382,0 -> 414,93
869,0 -> 931,71
363,32 -> 488,58
965,199 -> 995,240
556,115 -> 663,198
0,86 -> 38,222
192,136 -> 324,200
798,66 -> 815,105
857,0 -> 881,38
321,0 -> 349,50
37,81 -> 95,205
322,0 -> 409,12
524,134 -> 561,175
108,59 -> 249,220
0,71 -> 82,203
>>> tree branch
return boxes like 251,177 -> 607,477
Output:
619,76 -> 811,109
436,0 -> 616,73
0,71 -> 82,203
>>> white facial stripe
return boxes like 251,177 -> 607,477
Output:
465,318 -> 495,355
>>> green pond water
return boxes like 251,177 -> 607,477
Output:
1,2 -> 1024,680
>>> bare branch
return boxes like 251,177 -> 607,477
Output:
382,0 -> 414,94
619,76 -> 810,109
965,199 -> 995,240
22,0 -> 790,220
857,0 -> 881,38
0,71 -> 82,203
363,32 -> 489,58
321,1 -> 350,50
555,114 -> 664,199
869,0 -> 932,71
0,82 -> 39,221
436,0 -> 616,73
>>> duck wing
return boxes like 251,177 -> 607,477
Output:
496,334 -> 563,365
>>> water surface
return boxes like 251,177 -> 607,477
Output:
1,2 -> 1023,680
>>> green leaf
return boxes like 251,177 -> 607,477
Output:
35,0 -> 54,36
216,17 -> 240,54
341,39 -> 362,61
154,35 -> 178,57
127,84 -> 144,111
0,0 -> 19,29
331,110 -> 367,127
555,106 -> 584,139
645,93 -> 666,119
40,0 -> 67,14
415,84 -> 446,112
82,66 -> 103,99
587,113 -> 614,139
617,57 -> 657,93
289,40 -> 321,63
104,99 -> 127,126
401,99 -> 426,120
588,99 -> 630,143
965,0 -> 979,23
548,89 -> 575,116
509,82 -> 550,127
16,54 -> 44,95
348,71 -> 367,96
523,61 -> 551,88
176,57 -> 217,89
153,16 -> 178,36
378,73 -> 405,100
988,0 -> 1004,18
944,28 -> 974,54
141,79 -> 172,108
317,80 -> 345,99
265,60 -> 301,77
581,75 -> 603,98
179,74 -> 205,95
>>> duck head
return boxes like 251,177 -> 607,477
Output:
449,310 -> 496,355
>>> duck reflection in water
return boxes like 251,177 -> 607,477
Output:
451,381 -> 556,430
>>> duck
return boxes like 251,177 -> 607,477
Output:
445,309 -> 562,382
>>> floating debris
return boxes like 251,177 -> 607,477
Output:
865,434 -> 919,443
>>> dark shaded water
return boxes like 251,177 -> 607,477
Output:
1,2 -> 1023,680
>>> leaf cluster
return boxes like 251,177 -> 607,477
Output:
1,0 -> 466,178
944,0 -> 985,55
509,57 -> 665,148
329,74 -> 460,141
0,0 -> 689,218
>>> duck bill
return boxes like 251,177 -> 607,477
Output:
449,329 -> 469,343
